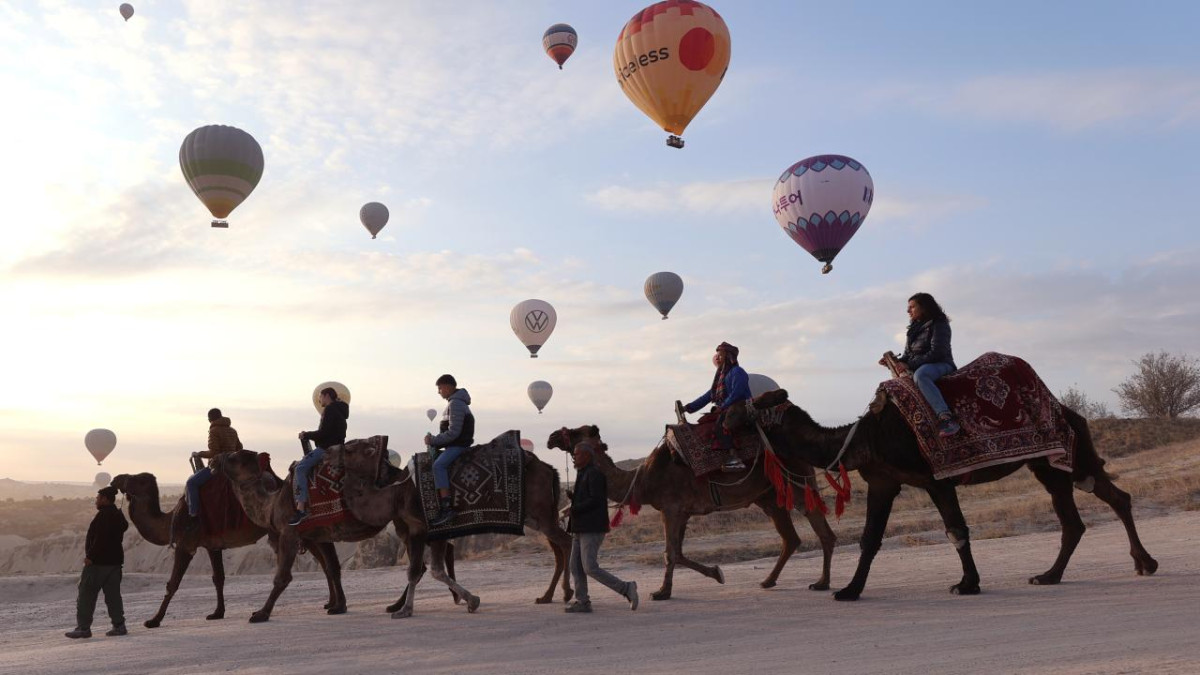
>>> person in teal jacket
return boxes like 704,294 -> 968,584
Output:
683,342 -> 751,472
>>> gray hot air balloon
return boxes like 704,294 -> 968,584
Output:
85,429 -> 117,465
179,124 -> 264,228
527,380 -> 553,414
747,373 -> 781,398
94,472 -> 113,487
359,202 -> 389,239
426,408 -> 437,422
119,3 -> 134,21
644,271 -> 684,320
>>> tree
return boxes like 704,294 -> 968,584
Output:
1058,385 -> 1113,419
1113,351 -> 1200,419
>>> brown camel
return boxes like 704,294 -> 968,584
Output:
325,438 -> 573,617
211,449 -> 477,622
110,472 -> 341,628
548,425 -> 836,600
726,390 -> 1159,601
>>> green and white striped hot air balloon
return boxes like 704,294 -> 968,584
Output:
179,125 -> 264,229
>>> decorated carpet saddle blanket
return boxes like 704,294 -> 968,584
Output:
411,430 -> 526,541
195,471 -> 250,536
288,439 -> 387,532
666,412 -> 763,478
878,351 -> 1075,481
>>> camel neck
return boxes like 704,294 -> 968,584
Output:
592,456 -> 638,503
781,409 -> 864,471
226,471 -> 280,530
126,484 -> 171,547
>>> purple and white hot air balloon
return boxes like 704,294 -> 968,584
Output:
771,155 -> 873,274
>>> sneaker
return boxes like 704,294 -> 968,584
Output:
937,414 -> 961,438
626,582 -> 639,611
65,628 -> 92,639
428,507 -> 456,527
105,624 -> 128,637
287,510 -> 307,527
722,458 -> 747,473
564,601 -> 592,614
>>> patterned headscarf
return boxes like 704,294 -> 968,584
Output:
711,342 -> 740,405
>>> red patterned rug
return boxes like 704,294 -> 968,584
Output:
666,412 -> 762,477
878,352 -> 1075,481
293,456 -> 362,533
197,472 -> 249,536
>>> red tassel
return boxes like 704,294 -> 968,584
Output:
804,482 -> 828,515
628,495 -> 641,516
824,463 -> 853,518
609,506 -> 625,528
763,449 -> 795,510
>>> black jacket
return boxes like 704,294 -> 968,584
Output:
305,400 -> 349,448
85,504 -> 128,566
568,464 -> 610,534
898,318 -> 956,371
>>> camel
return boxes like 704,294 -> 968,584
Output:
324,438 -> 573,617
548,425 -> 836,600
726,390 -> 1159,600
110,472 -> 343,628
211,449 -> 475,622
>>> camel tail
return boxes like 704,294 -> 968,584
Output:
1064,406 -> 1111,481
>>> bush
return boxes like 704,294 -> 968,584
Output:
1058,385 -> 1113,419
1114,352 -> 1200,419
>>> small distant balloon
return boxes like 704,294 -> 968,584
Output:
94,472 -> 113,487
772,154 -> 873,274
179,124 -> 264,229
520,438 -> 535,452
426,408 -> 438,422
387,450 -> 402,468
85,429 -> 117,465
312,381 -> 351,414
527,381 -> 553,414
747,373 -> 780,398
510,299 -> 557,358
543,23 -> 578,69
644,271 -> 684,319
119,3 -> 134,21
359,202 -> 389,239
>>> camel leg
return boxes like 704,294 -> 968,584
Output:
428,541 -> 479,613
444,542 -> 462,604
1088,474 -> 1159,576
1028,465 -> 1085,586
754,497 -> 799,590
835,477 -> 901,601
525,510 -> 573,604
316,542 -> 347,614
924,481 -> 982,595
250,537 -> 299,623
144,547 -> 195,628
386,541 -> 426,614
653,511 -> 723,601
305,542 -> 337,610
800,501 -> 837,591
207,548 -> 226,620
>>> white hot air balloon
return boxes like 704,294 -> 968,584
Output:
312,381 -> 351,414
747,373 -> 781,398
387,450 -> 403,468
520,438 -> 535,452
119,3 -> 134,21
426,408 -> 438,422
644,271 -> 684,320
85,429 -> 117,465
359,202 -> 389,239
510,299 -> 557,358
527,381 -> 553,414
179,124 -> 264,228
94,472 -> 113,487
772,154 -> 874,274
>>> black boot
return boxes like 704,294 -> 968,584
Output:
428,496 -> 456,526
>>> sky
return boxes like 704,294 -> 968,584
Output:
1,0 -> 1198,483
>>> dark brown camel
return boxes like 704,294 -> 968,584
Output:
110,472 -> 341,628
726,389 -> 1159,601
548,425 -> 836,600
210,449 -> 476,622
325,438 -> 573,617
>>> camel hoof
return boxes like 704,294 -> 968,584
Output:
714,566 -> 725,584
1137,557 -> 1159,576
451,591 -> 462,605
205,611 -> 224,621
1029,574 -> 1061,586
535,597 -> 552,605
760,579 -> 776,589
808,581 -> 831,591
950,583 -> 981,595
833,587 -> 861,601
249,612 -> 270,623
323,602 -> 333,610
563,588 -> 574,603
385,602 -> 402,614
466,595 -> 481,613
650,589 -> 671,601
143,619 -> 161,629
326,606 -> 346,615
391,607 -> 413,619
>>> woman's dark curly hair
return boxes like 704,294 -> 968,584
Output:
909,292 -> 950,322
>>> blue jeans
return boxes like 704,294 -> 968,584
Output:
185,466 -> 213,517
294,447 -> 325,507
432,446 -> 468,491
913,362 -> 957,416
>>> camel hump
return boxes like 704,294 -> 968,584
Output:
754,389 -> 789,408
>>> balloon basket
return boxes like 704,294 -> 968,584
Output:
211,220 -> 229,229
661,316 -> 668,320
821,263 -> 833,274
666,135 -> 684,149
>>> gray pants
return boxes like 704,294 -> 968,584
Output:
570,532 -> 630,604
76,564 -> 124,630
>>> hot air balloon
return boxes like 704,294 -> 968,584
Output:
613,1 -> 731,148
772,154 -> 874,274
85,429 -> 117,465
426,408 -> 438,422
94,472 -> 113,487
527,381 -> 553,414
360,202 -> 389,239
387,450 -> 403,468
510,299 -> 557,358
747,373 -> 780,398
119,3 -> 134,21
179,125 -> 264,228
644,271 -> 684,319
520,438 -> 535,452
312,381 -> 351,414
543,23 -> 577,69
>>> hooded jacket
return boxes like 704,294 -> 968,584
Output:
85,503 -> 128,566
304,399 -> 350,448
898,318 -> 956,371
205,417 -> 243,465
430,389 -> 474,449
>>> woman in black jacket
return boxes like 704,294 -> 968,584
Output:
888,292 -> 960,437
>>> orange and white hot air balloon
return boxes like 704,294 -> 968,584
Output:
613,1 -> 731,148
543,24 -> 577,69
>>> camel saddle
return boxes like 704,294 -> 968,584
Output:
877,351 -> 1076,481
410,430 -> 526,541
194,471 -> 250,536
666,411 -> 762,478
286,437 -> 386,532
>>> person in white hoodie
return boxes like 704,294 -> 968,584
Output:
424,374 -> 474,526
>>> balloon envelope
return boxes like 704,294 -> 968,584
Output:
527,381 -> 553,413
772,154 -> 873,274
747,373 -> 780,398
426,408 -> 438,422
387,450 -> 403,468
312,381 -> 351,414
644,271 -> 684,319
543,23 -> 577,69
94,472 -> 112,487
85,429 -> 117,465
179,125 -> 264,227
520,438 -> 535,452
360,202 -> 389,239
510,299 -> 557,358
613,1 -> 731,145
119,4 -> 134,20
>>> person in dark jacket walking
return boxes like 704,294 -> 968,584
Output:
290,387 -> 350,526
423,374 -> 473,526
882,292 -> 960,437
66,486 -> 128,639
564,442 -> 638,613
683,342 -> 752,471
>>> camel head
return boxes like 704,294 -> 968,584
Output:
110,472 -> 157,497
725,389 -> 790,430
547,425 -> 600,453
324,439 -> 382,477
211,449 -> 262,482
